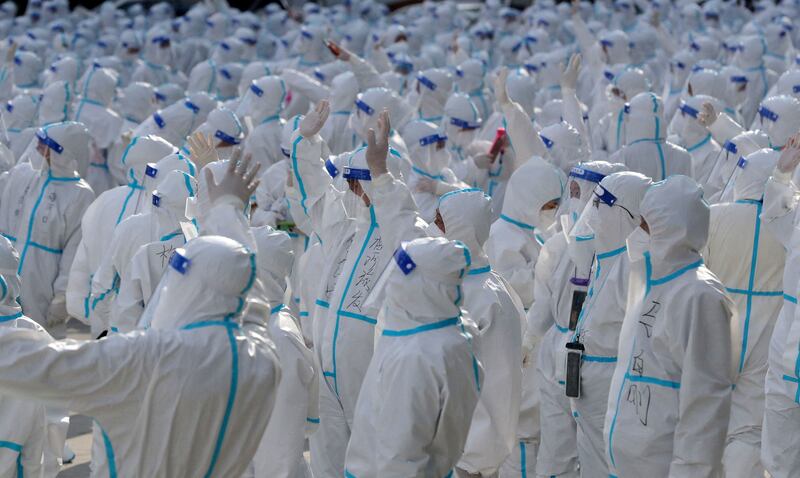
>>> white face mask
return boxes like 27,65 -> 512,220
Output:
626,226 -> 650,262
538,207 -> 558,231
424,221 -> 444,238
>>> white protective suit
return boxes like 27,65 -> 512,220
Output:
609,92 -> 693,181
604,175 -> 735,478
73,66 -> 123,195
414,68 -> 454,123
0,235 -> 281,477
401,119 -> 461,221
290,135 -> 394,478
486,159 -> 566,477
701,149 -> 784,478
344,236 -> 481,478
0,237 -> 48,478
527,161 -> 626,478
237,75 -> 287,169
65,135 -> 178,333
0,122 -> 94,327
133,92 -> 218,149
443,93 -> 486,190
455,58 -> 493,122
667,94 -> 723,190
366,171 -> 524,477
760,155 -> 800,477
190,107 -> 244,158
244,226 -> 316,478
567,172 -> 652,478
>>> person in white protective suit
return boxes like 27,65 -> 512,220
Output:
73,66 -> 123,195
609,92 -> 693,181
442,92 -> 488,190
190,107 -> 244,159
414,67 -> 454,123
0,237 -> 48,478
287,101 -> 401,478
133,92 -> 218,150
526,160 -> 627,478
400,119 -> 464,221
734,36 -> 778,126
700,148 -> 785,478
65,135 -> 178,334
486,157 -> 565,309
0,122 -> 94,330
130,26 -> 175,87
667,94 -> 723,190
237,75 -> 287,169
604,175 -> 735,478
484,159 -> 566,477
12,51 -> 42,90
0,231 -> 281,477
344,236 -> 482,478
117,82 -> 157,133
37,80 -> 72,127
760,134 -> 800,478
2,93 -> 37,159
358,117 -> 524,478
319,72 -> 360,156
455,58 -> 493,122
565,171 -> 652,478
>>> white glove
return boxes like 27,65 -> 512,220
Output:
46,293 -> 68,328
697,102 -> 718,129
561,53 -> 581,91
299,100 -> 330,138
204,149 -> 261,206
366,109 -> 390,177
187,132 -> 219,170
778,133 -> 800,174
493,68 -> 511,106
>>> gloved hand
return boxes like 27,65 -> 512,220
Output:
204,148 -> 261,205
778,132 -> 800,173
493,67 -> 510,106
521,331 -> 538,368
4,42 -> 16,65
326,39 -> 351,61
366,109 -> 390,177
46,293 -> 68,329
561,53 -> 581,91
299,100 -> 330,138
187,132 -> 219,170
697,102 -> 718,128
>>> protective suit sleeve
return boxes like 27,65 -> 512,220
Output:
707,113 -> 745,150
500,102 -> 547,170
668,288 -> 733,477
761,169 -> 798,248
525,240 -> 557,340
111,246 -> 148,333
374,355 -> 440,476
347,53 -> 387,91
0,325 -> 156,416
571,14 -> 603,73
281,69 -> 331,105
89,249 -> 117,331
368,172 -> 428,251
561,87 -> 590,153
65,237 -> 91,322
288,131 -> 334,235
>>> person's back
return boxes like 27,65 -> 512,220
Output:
703,148 -> 785,477
0,236 -> 281,477
345,237 -> 481,478
605,175 -> 734,478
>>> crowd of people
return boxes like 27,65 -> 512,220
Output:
0,0 -> 798,476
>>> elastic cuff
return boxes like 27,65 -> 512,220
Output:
773,168 -> 793,185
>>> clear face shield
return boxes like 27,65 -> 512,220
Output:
343,166 -> 372,220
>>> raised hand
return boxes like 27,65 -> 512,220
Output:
697,102 -> 718,128
205,148 -> 261,205
778,132 -> 800,174
366,109 -> 390,177
299,100 -> 330,138
187,132 -> 219,169
561,53 -> 582,91
493,67 -> 510,106
326,40 -> 351,61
